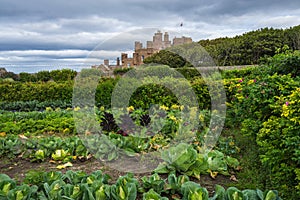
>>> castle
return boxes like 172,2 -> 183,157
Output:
92,31 -> 192,73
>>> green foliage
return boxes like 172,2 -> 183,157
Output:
36,70 -> 51,82
263,49 -> 300,77
227,73 -> 299,125
0,81 -> 74,102
256,88 -> 300,198
143,50 -> 189,68
79,68 -> 103,78
155,143 -> 239,180
224,52 -> 300,198
49,69 -> 77,82
1,69 -> 78,83
113,67 -> 133,76
165,173 -> 189,195
110,173 -> 138,200
0,100 -> 72,112
175,67 -> 201,80
199,27 -> 287,66
0,110 -> 75,135
220,66 -> 257,79
180,181 -> 209,200
0,135 -> 23,159
95,78 -> 119,108
19,72 -> 37,82
0,170 -> 283,200
284,25 -> 300,50
0,135 -> 90,162
142,189 -> 168,200
0,71 -> 212,110
141,173 -> 165,194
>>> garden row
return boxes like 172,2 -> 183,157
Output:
0,170 -> 281,200
0,130 -> 240,179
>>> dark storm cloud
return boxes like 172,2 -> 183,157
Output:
0,0 -> 300,70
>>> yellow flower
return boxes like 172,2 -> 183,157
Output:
247,80 -> 254,85
126,106 -> 134,112
0,132 -> 6,137
169,115 -> 177,121
100,106 -> 105,111
159,105 -> 169,111
199,114 -> 205,122
74,106 -> 80,111
45,107 -> 53,112
281,104 -> 289,117
171,104 -> 180,110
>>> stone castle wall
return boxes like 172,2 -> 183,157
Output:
98,31 -> 192,70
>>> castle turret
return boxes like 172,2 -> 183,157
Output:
135,41 -> 142,50
146,41 -> 153,48
164,32 -> 171,48
153,30 -> 163,50
164,32 -> 169,42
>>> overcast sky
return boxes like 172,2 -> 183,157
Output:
1,0 -> 300,73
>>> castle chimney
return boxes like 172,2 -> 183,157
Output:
117,57 -> 120,66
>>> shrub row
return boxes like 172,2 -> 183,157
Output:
0,77 -> 211,110
0,69 -> 77,82
225,51 -> 300,199
0,100 -> 72,112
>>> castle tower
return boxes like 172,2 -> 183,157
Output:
153,30 -> 163,50
164,32 -> 171,48
135,41 -> 142,51
147,41 -> 153,48
153,30 -> 162,43
164,32 -> 169,42
104,59 -> 109,66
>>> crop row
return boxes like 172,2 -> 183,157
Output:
0,134 -> 239,179
0,170 -> 281,200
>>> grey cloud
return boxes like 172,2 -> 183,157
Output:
0,0 -> 300,71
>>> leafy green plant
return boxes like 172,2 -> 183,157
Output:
180,181 -> 209,200
143,189 -> 168,200
0,174 -> 16,197
0,171 -> 284,200
51,149 -> 69,161
155,143 -> 198,174
7,184 -> 38,200
210,185 -> 226,200
109,173 -> 138,200
225,187 -> 244,200
141,173 -> 165,194
155,143 -> 239,179
165,173 -> 189,195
